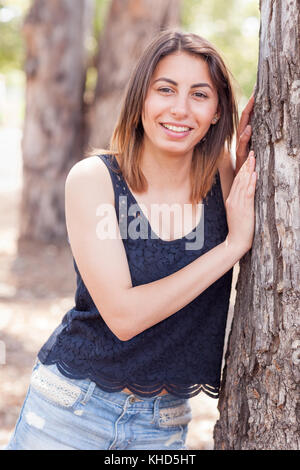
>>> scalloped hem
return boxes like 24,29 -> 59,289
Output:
37,356 -> 220,400
118,383 -> 220,399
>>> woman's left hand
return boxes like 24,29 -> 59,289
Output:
235,94 -> 255,176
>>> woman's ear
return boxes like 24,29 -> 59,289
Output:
212,108 -> 221,124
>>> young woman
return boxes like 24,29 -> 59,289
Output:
7,30 -> 256,450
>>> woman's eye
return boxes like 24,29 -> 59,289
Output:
157,87 -> 207,98
193,91 -> 207,99
158,87 -> 173,94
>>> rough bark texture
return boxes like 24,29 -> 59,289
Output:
87,0 -> 181,149
19,0 -> 93,245
214,0 -> 300,450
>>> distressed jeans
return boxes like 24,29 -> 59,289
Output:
6,360 -> 192,450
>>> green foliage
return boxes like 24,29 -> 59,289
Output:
93,0 -> 111,39
85,0 -> 111,95
0,0 -> 110,74
181,0 -> 260,102
0,0 -> 30,73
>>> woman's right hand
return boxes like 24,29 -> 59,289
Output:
225,150 -> 257,255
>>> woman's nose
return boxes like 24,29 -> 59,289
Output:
170,97 -> 189,118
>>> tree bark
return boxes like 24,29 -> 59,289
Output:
19,0 -> 93,246
87,0 -> 181,149
214,0 -> 300,450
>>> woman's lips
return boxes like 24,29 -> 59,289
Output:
159,123 -> 193,138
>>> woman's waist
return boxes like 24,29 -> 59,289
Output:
122,386 -> 169,396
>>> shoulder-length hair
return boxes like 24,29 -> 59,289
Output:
99,29 -> 238,204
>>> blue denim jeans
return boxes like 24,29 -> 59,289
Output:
6,360 -> 192,450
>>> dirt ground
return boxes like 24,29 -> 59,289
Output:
0,127 -> 237,450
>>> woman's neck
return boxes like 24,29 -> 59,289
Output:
140,142 -> 193,194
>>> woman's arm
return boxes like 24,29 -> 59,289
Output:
65,155 -> 256,341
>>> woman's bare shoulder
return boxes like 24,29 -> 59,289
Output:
66,155 -> 109,180
65,155 -> 114,203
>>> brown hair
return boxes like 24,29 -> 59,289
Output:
96,29 -> 238,204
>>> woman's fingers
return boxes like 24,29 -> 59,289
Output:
225,148 -> 257,252
230,151 -> 256,203
247,171 -> 257,197
236,150 -> 255,180
242,152 -> 256,198
237,94 -> 255,140
236,124 -> 252,160
235,94 -> 255,175
241,151 -> 256,183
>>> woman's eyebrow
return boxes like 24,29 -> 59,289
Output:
153,77 -> 213,90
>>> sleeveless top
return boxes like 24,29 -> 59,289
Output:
38,154 -> 233,399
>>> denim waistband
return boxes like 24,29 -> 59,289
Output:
34,360 -> 189,410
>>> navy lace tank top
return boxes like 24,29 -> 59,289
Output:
38,154 -> 233,399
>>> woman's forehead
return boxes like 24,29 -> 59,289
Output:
151,52 -> 214,86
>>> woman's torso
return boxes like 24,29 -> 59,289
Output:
37,153 -> 232,400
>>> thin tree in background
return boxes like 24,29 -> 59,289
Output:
19,0 -> 93,246
87,0 -> 181,149
214,0 -> 300,450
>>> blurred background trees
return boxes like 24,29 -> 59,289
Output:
0,0 -> 259,127
0,0 -> 259,245
19,0 -> 94,243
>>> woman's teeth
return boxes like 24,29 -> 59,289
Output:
161,123 -> 191,132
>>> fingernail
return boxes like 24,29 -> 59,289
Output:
245,125 -> 251,135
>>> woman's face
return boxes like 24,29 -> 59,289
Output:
141,51 -> 219,159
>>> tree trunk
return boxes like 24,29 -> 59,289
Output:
19,0 -> 93,246
87,0 -> 181,149
214,0 -> 300,450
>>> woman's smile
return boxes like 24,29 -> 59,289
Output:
159,122 -> 193,138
